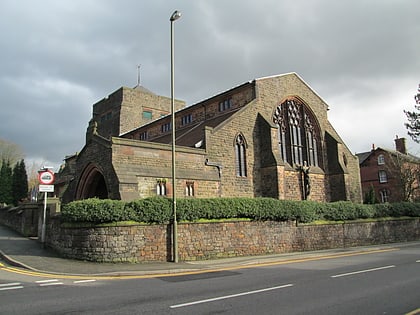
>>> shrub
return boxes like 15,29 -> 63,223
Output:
354,203 -> 375,219
61,197 -> 420,224
293,200 -> 321,223
61,198 -> 130,223
126,197 -> 172,223
388,202 -> 420,217
373,203 -> 392,218
321,201 -> 350,221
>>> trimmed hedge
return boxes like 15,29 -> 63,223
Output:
61,199 -> 132,223
61,197 -> 420,224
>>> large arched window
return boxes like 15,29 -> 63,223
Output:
235,133 -> 247,177
273,98 -> 322,167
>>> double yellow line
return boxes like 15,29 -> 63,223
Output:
1,247 -> 398,280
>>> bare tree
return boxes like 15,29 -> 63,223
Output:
0,138 -> 24,167
389,153 -> 420,202
404,84 -> 420,143
26,160 -> 47,192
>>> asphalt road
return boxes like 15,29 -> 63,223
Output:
0,243 -> 419,314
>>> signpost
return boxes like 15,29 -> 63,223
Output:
38,168 -> 55,245
39,185 -> 54,192
38,170 -> 55,185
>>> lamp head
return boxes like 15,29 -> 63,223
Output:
170,10 -> 182,21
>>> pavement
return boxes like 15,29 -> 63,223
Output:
0,223 -> 416,277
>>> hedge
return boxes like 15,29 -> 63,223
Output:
61,197 -> 420,224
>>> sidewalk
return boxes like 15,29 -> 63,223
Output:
0,224 -> 414,277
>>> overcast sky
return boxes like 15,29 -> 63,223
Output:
1,0 -> 419,170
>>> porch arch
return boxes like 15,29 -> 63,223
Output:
76,164 -> 109,200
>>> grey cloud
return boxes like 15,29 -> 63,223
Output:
0,0 -> 419,167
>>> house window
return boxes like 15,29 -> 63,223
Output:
235,134 -> 247,177
219,98 -> 232,112
181,114 -> 193,126
139,131 -> 148,140
156,179 -> 166,196
273,99 -> 321,167
101,111 -> 112,122
143,110 -> 152,121
378,154 -> 385,165
378,170 -> 388,183
185,181 -> 195,197
161,122 -> 171,133
380,190 -> 389,203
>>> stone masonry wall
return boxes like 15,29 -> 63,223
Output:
0,203 -> 40,237
111,138 -> 220,201
46,218 -> 420,263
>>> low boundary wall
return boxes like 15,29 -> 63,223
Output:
0,204 -> 40,237
0,198 -> 61,237
46,218 -> 420,262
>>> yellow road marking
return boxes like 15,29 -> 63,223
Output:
0,248 -> 398,280
405,308 -> 420,315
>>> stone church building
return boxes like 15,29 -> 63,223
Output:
57,72 -> 362,203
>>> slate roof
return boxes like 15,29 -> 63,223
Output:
356,151 -> 371,164
122,78 -> 253,148
357,147 -> 420,165
146,109 -> 241,147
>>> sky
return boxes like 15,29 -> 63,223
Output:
1,0 -> 419,171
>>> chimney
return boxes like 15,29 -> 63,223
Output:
394,135 -> 407,154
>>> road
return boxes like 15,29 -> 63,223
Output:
0,243 -> 419,314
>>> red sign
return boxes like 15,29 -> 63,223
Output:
38,170 -> 55,185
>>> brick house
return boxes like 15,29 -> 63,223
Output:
357,137 -> 420,203
57,73 -> 362,203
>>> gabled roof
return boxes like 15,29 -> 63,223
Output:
356,151 -> 371,164
256,72 -> 330,111
145,109 -> 241,147
357,147 -> 420,165
123,78 -> 255,148
122,72 -> 331,150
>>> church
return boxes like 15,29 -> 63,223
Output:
56,72 -> 362,203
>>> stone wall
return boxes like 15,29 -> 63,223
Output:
46,218 -> 420,263
0,199 -> 61,237
0,204 -> 39,237
92,86 -> 185,139
111,138 -> 220,201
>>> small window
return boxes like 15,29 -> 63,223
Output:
101,111 -> 112,122
219,98 -> 232,112
156,179 -> 166,196
161,122 -> 171,133
380,190 -> 389,203
342,153 -> 348,167
181,114 -> 193,126
143,111 -> 152,120
378,154 -> 385,165
185,181 -> 194,197
379,170 -> 388,183
139,131 -> 148,140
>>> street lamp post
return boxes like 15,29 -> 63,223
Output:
170,10 -> 181,263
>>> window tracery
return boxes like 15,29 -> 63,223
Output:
273,99 -> 322,168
